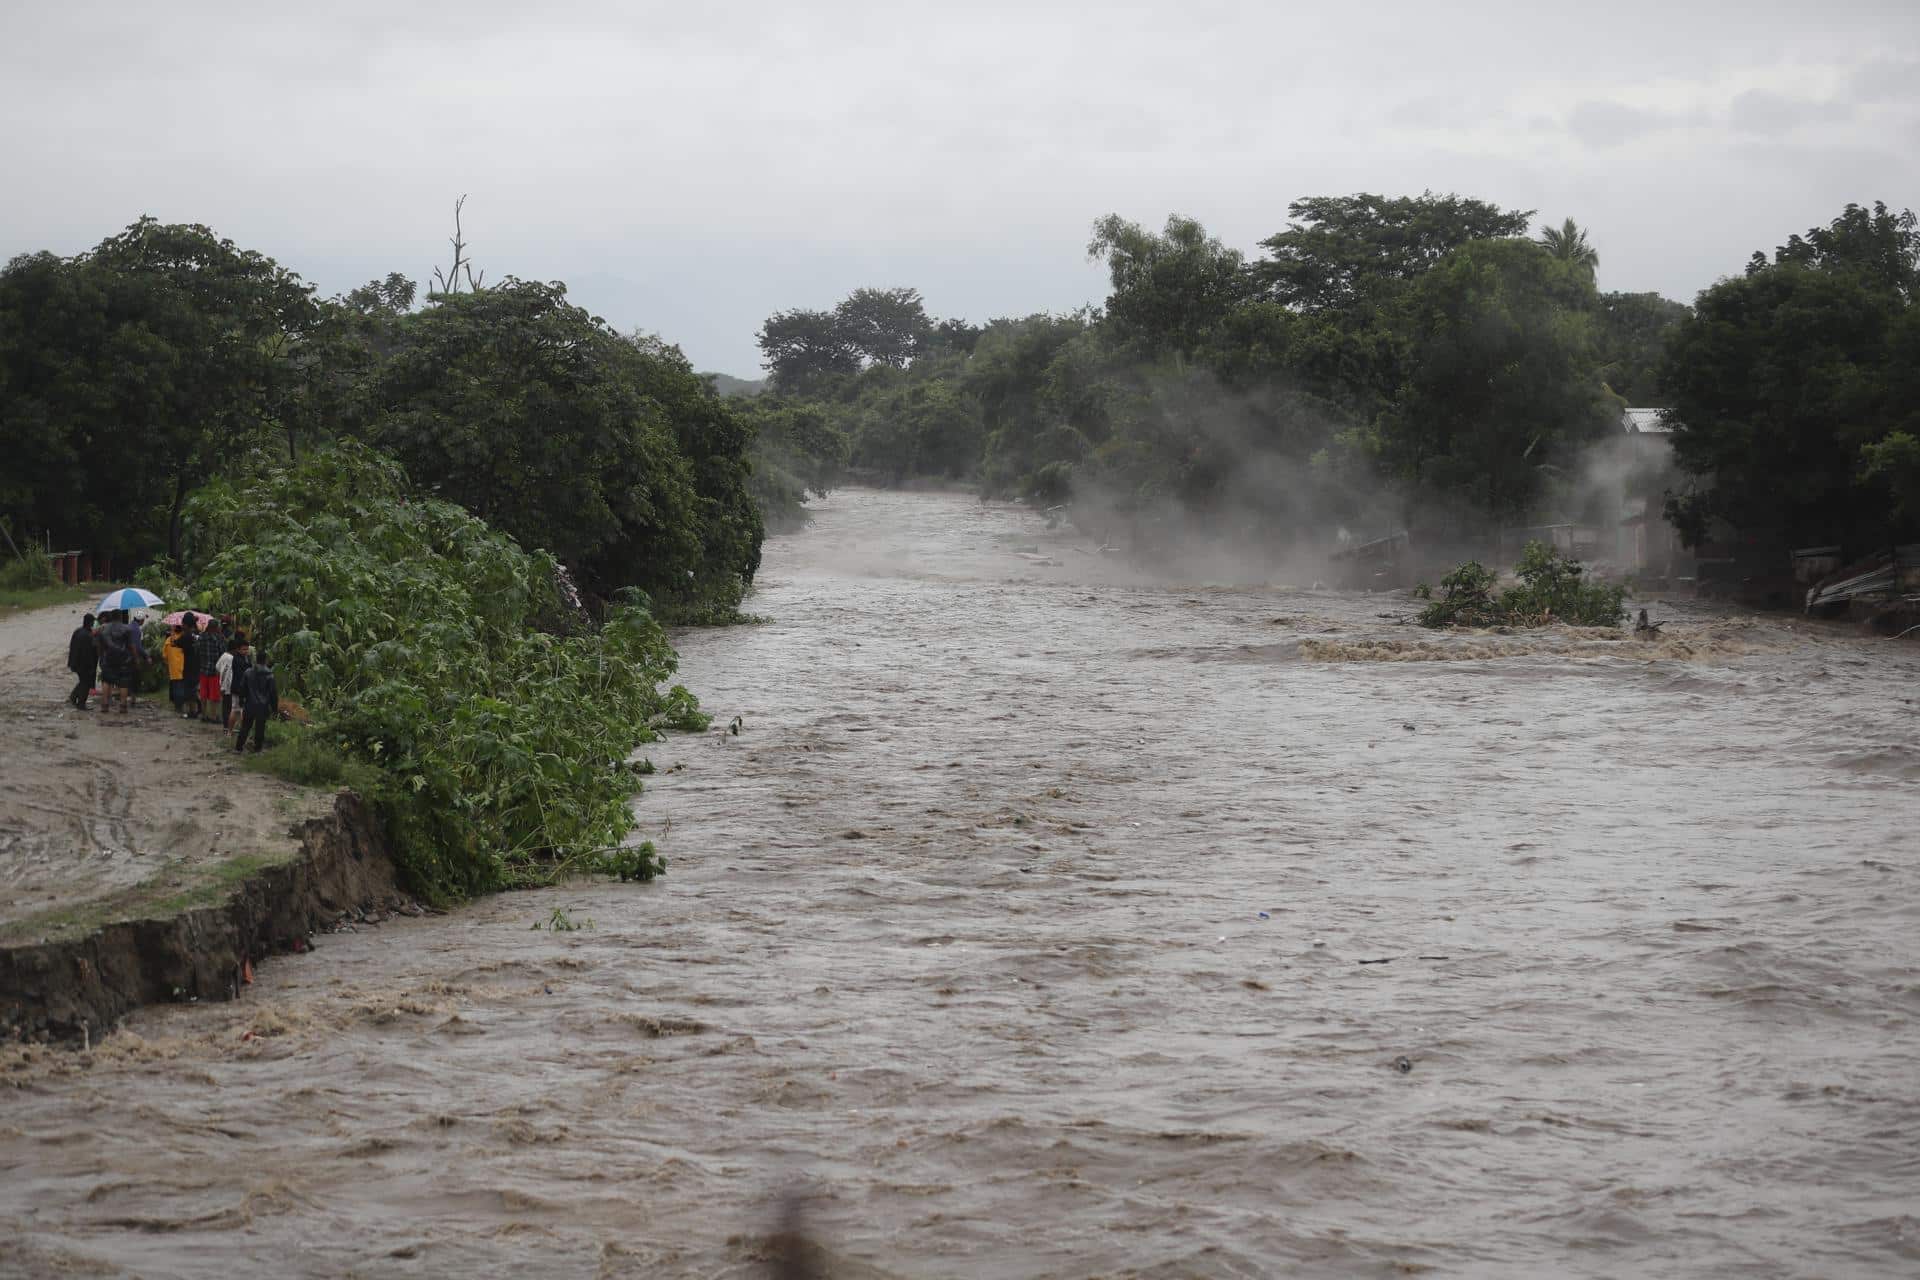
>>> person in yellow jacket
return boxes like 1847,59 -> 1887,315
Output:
163,622 -> 191,718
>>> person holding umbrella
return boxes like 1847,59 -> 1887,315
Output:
66,613 -> 97,709
95,610 -> 145,714
87,591 -> 161,715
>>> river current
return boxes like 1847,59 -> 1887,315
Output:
4,488 -> 1918,1278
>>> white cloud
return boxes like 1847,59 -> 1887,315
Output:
3,0 -> 1917,371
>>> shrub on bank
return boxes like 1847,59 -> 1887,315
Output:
1416,541 -> 1626,629
169,442 -> 705,901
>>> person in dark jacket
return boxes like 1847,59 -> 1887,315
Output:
95,611 -> 144,714
66,614 -> 97,708
178,612 -> 202,719
234,650 -> 277,754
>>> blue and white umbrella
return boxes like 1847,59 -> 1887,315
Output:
96,587 -> 164,612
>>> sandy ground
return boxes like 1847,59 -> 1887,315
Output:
0,600 -> 329,942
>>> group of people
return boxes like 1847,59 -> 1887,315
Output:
67,609 -> 143,714
65,609 -> 280,754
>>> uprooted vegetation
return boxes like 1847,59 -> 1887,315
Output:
1415,541 -> 1626,629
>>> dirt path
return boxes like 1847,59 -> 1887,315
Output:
0,601 -> 329,943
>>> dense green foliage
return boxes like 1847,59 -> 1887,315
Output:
0,221 -> 318,564
1,217 -> 765,621
758,287 -> 932,393
1593,291 -> 1691,403
751,192 -> 1664,548
170,443 -> 704,901
364,283 -> 761,616
1661,202 -> 1920,551
1415,542 -> 1626,628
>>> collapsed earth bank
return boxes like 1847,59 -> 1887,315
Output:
1,790 -> 408,1044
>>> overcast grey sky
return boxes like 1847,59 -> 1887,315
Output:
3,0 -> 1916,374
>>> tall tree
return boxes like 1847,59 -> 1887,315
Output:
1661,203 -> 1919,550
1087,213 -> 1250,355
0,220 -> 316,563
757,307 -> 861,393
368,279 -> 716,600
1252,192 -> 1534,313
1593,291 -> 1691,402
833,287 -> 930,368
1761,200 -> 1918,295
1536,217 -> 1599,274
1373,238 -> 1613,521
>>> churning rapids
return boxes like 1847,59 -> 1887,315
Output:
5,488 -> 1918,1278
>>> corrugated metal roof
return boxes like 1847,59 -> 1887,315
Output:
1622,407 -> 1672,434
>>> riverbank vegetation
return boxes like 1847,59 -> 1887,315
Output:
152,444 -> 699,902
1659,202 -> 1920,552
740,196 -> 1918,560
0,216 -> 764,621
0,213 -> 742,901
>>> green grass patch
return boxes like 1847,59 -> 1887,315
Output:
237,720 -> 389,797
0,581 -> 94,612
0,549 -> 109,610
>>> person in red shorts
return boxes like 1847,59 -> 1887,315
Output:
194,614 -> 226,723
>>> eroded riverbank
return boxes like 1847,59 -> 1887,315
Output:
3,488 -> 1917,1278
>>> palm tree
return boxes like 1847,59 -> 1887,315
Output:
1537,218 -> 1599,274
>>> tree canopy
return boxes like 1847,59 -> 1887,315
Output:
0,215 -> 766,620
747,191 -> 1686,550
1661,203 -> 1920,549
1252,192 -> 1534,313
756,286 -> 932,392
0,220 -> 318,562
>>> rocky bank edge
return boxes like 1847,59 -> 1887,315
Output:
1,789 -> 411,1044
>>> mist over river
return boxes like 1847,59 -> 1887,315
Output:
5,488 -> 1918,1278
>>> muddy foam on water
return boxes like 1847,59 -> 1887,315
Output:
4,488 -> 1918,1278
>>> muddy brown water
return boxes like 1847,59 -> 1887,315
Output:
4,488 -> 1918,1278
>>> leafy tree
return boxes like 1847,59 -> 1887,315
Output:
847,377 -> 981,482
1252,192 -> 1534,313
1661,203 -> 1919,549
738,397 -> 849,530
924,317 -> 984,357
368,279 -> 760,614
1374,238 -> 1614,521
833,286 -> 929,367
966,313 -> 1093,494
1087,214 -> 1251,355
1536,218 -> 1599,274
1862,428 -> 1920,526
371,279 -> 662,568
1593,291 -> 1690,403
0,220 -> 317,564
178,442 -> 707,901
345,272 -> 418,316
758,307 -> 862,393
616,332 -> 765,615
1760,200 -> 1918,295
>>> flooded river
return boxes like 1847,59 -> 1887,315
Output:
4,488 -> 1918,1277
